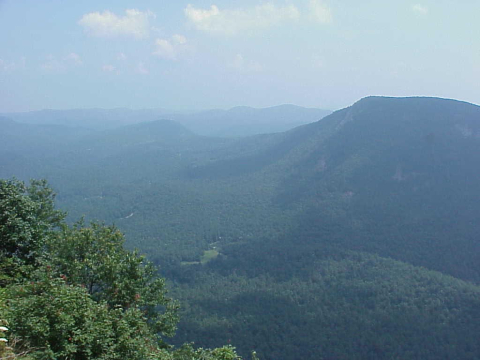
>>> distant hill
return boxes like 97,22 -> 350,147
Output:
0,108 -> 172,131
2,96 -> 480,359
0,117 -> 92,152
1,104 -> 331,137
171,104 -> 331,137
77,120 -> 196,153
0,118 -> 93,180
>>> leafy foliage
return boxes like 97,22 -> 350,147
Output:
0,179 -> 65,287
0,179 -> 64,266
47,220 -> 179,339
8,268 -> 155,360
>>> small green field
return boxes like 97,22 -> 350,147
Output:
201,249 -> 220,264
181,249 -> 220,266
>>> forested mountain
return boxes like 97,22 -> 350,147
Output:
2,96 -> 480,359
1,104 -> 330,137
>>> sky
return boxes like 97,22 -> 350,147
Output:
0,0 -> 479,112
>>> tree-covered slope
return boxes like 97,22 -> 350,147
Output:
173,251 -> 480,360
176,96 -> 480,277
2,96 -> 480,359
271,96 -> 480,282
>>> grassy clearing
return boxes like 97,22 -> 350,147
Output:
201,249 -> 219,264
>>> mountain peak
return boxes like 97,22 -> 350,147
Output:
352,95 -> 478,109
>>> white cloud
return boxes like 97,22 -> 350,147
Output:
153,39 -> 176,60
0,57 -> 26,72
0,59 -> 9,71
41,54 -> 82,72
311,55 -> 326,69
309,0 -> 332,24
153,35 -> 187,60
102,64 -> 116,72
231,54 -> 244,70
172,34 -> 187,45
412,4 -> 429,15
117,53 -> 127,61
41,55 -> 65,72
184,3 -> 300,35
135,61 -> 148,74
64,52 -> 82,66
229,54 -> 263,73
79,9 -> 155,39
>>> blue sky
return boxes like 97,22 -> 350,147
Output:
0,0 -> 479,112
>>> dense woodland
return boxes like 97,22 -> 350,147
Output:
2,97 -> 480,359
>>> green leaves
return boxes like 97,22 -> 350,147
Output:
0,178 -> 65,269
47,220 -> 179,338
7,268 -> 159,360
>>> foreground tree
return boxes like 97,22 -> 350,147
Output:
47,221 -> 179,342
0,179 -> 249,360
0,179 -> 65,286
0,179 -> 64,262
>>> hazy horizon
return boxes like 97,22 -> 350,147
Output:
1,1 -> 479,112
3,96 -> 480,116
0,102 -> 331,115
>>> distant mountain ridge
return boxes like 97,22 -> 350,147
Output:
0,108 -> 172,131
1,104 -> 331,137
174,104 -> 331,137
